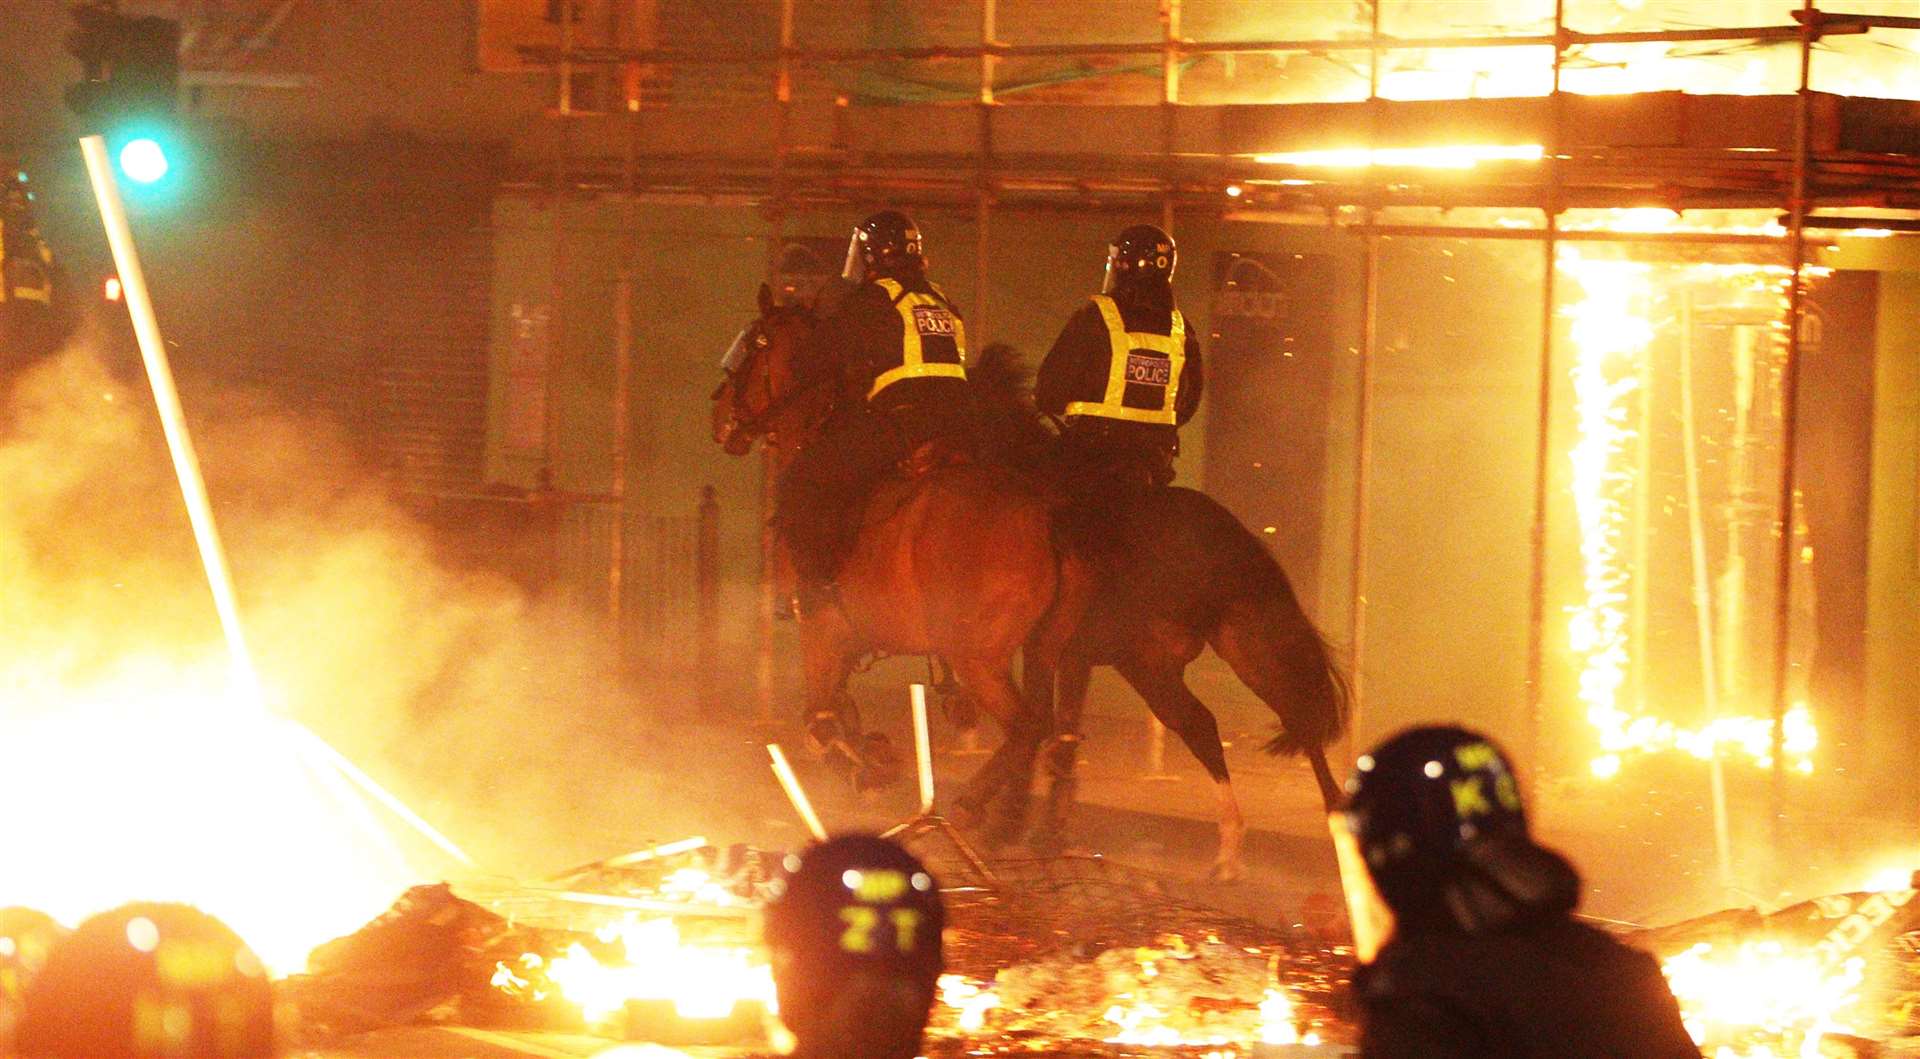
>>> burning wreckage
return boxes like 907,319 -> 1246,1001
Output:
260,835 -> 1920,1059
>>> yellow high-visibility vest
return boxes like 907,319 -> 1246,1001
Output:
868,277 -> 968,400
1064,294 -> 1185,425
0,219 -> 54,305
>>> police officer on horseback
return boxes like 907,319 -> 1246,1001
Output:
1036,224 -> 1203,488
1,167 -> 64,377
777,210 -> 973,614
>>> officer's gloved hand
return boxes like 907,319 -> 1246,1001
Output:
1442,834 -> 1581,935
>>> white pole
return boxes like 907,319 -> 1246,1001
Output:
911,683 -> 935,814
79,135 -> 258,698
80,135 -> 477,869
1679,290 -> 1735,893
767,744 -> 829,842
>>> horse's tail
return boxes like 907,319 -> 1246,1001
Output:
1202,519 -> 1351,763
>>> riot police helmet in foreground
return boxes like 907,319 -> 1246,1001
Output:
1333,725 -> 1578,958
842,210 -> 925,285
764,834 -> 944,1059
16,902 -> 275,1058
1102,223 -> 1177,295
0,908 -> 64,1052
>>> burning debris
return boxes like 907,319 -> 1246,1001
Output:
1637,873 -> 1920,1058
939,933 -> 1318,1047
255,837 -> 1920,1059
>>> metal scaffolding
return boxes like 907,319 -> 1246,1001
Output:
522,1 -> 1920,883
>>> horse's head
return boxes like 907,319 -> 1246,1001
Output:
711,283 -> 827,456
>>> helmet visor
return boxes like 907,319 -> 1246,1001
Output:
720,326 -> 754,374
842,229 -> 868,284
1329,812 -> 1398,965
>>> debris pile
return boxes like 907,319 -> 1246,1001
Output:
1633,872 -> 1920,1058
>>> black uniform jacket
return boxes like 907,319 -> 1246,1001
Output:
1035,290 -> 1204,427
798,272 -> 967,418
1355,844 -> 1700,1059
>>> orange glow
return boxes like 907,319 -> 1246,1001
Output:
0,656 -> 418,972
1255,144 -> 1544,169
1663,940 -> 1867,1058
494,887 -> 774,1027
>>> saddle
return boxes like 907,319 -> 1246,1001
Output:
897,438 -> 972,479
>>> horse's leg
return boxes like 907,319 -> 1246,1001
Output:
797,609 -> 867,783
947,657 -> 1044,848
1209,596 -> 1348,767
1308,746 -> 1342,810
1114,652 -> 1246,883
1031,653 -> 1092,856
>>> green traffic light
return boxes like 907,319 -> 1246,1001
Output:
118,137 -> 170,184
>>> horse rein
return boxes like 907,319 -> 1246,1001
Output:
716,319 -> 833,448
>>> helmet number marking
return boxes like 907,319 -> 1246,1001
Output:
837,906 -> 925,954
1450,776 -> 1492,818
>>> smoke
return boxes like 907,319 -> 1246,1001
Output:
0,328 -> 767,917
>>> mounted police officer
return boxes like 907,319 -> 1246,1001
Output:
777,210 -> 972,614
1333,726 -> 1699,1058
1036,224 -> 1203,489
0,167 -> 63,375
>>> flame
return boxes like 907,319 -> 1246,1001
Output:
938,974 -> 1001,1033
1098,942 -> 1317,1048
1098,987 -> 1316,1047
0,655 -> 418,973
495,897 -> 774,1026
1662,940 -> 1867,1059
1560,243 -> 1822,778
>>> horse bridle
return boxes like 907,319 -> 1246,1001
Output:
714,317 -> 832,447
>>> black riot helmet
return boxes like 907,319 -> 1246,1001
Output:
843,210 -> 925,285
0,908 -> 64,1050
1340,727 -> 1529,910
1103,223 -> 1177,294
17,903 -> 276,1058
765,835 -> 944,1059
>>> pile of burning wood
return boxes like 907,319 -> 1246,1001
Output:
277,838 -> 1920,1058
278,838 -> 1350,1054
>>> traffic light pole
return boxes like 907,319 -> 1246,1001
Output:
79,133 -> 256,696
79,133 -> 476,869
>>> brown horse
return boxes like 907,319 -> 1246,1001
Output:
714,291 -> 1347,880
711,285 -> 1085,824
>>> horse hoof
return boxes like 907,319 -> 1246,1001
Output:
855,734 -> 904,790
1207,858 -> 1247,884
804,716 -> 842,758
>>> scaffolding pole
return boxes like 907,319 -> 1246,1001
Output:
757,0 -> 797,727
1767,0 -> 1819,882
524,22 -> 1859,68
974,0 -> 996,345
1346,0 -> 1384,751
1523,0 -> 1566,778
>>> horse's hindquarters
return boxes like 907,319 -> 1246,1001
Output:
839,468 -> 1058,658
